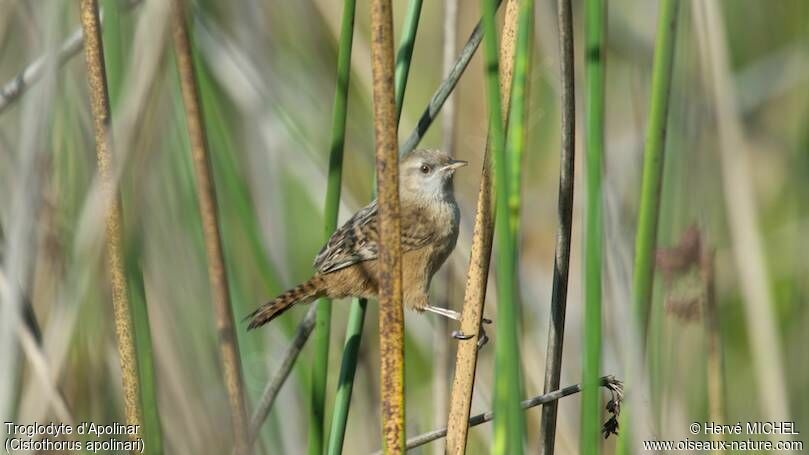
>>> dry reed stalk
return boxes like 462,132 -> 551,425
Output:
369,0 -> 405,452
170,2 -> 249,453
445,1 -> 519,452
78,0 -> 143,439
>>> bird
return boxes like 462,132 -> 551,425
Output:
246,148 -> 469,331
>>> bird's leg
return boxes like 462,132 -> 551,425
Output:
424,305 -> 491,349
424,304 -> 462,321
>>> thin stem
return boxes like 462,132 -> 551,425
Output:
78,0 -> 143,435
619,1 -> 679,452
399,0 -> 504,157
369,0 -> 405,451
326,299 -> 368,455
325,1 -> 420,451
102,0 -> 164,450
581,0 -> 605,451
248,306 -> 318,446
505,0 -> 534,242
632,0 -> 680,345
394,0 -> 424,123
538,0 -> 575,452
445,1 -> 520,453
372,377 -> 621,454
308,0 -> 357,453
171,1 -> 249,453
478,0 -> 525,452
0,0 -> 142,115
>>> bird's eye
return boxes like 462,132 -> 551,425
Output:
420,164 -> 431,174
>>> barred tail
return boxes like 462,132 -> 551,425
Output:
246,276 -> 326,330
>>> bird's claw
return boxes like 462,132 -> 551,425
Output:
477,329 -> 489,349
451,321 -> 490,351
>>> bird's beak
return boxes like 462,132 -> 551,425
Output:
442,159 -> 468,173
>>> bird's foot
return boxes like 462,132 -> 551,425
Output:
450,318 -> 491,350
424,305 -> 491,349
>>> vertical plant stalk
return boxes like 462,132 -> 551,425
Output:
369,0 -> 405,452
538,0 -> 575,452
171,2 -> 249,454
78,0 -> 144,437
326,299 -> 368,455
580,0 -> 605,451
445,1 -> 520,453
101,1 -> 164,450
248,305 -> 318,447
309,0 -> 357,453
326,1 -> 421,452
631,0 -> 680,344
487,0 -> 525,451
399,1 -> 504,157
505,0 -> 534,243
619,2 -> 679,452
394,0 -> 424,123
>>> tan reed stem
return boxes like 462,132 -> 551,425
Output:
445,1 -> 519,453
78,0 -> 143,444
170,2 -> 249,453
369,0 -> 405,451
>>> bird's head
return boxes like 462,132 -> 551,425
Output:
399,148 -> 467,202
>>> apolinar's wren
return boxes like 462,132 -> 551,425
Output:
246,148 -> 466,329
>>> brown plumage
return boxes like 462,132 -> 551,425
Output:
246,149 -> 466,330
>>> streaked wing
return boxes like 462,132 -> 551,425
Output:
313,200 -> 435,274
314,202 -> 378,274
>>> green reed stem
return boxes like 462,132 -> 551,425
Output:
325,299 -> 367,455
394,0 -> 423,123
581,0 -> 605,452
308,1 -> 357,453
481,0 -> 524,453
399,0 -> 503,157
124,236 -> 164,455
632,0 -> 680,345
506,0 -> 534,248
619,2 -> 680,452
